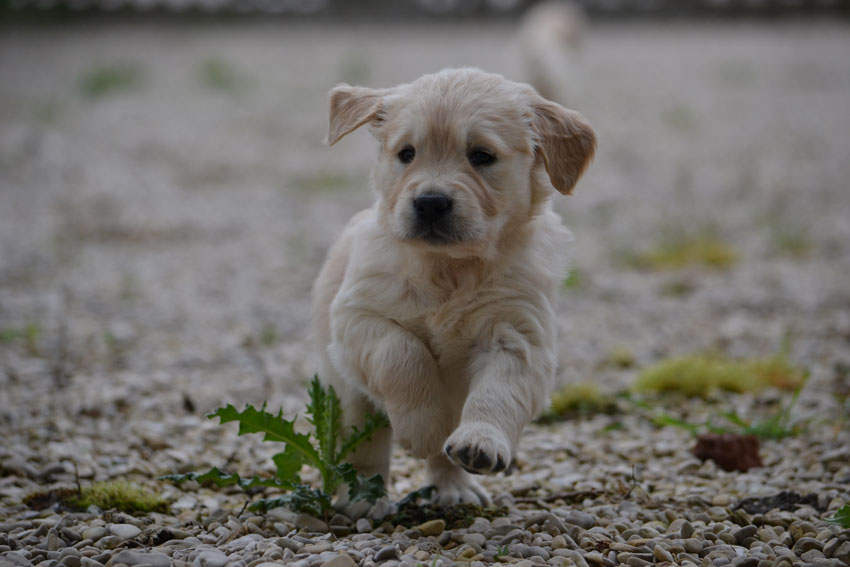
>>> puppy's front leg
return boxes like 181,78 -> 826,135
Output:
329,311 -> 454,458
444,321 -> 554,475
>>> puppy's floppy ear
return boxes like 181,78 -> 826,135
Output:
326,84 -> 388,146
529,97 -> 596,195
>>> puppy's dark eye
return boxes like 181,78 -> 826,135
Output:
397,146 -> 415,164
468,150 -> 496,167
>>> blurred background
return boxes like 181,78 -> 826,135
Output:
1,0 -> 849,428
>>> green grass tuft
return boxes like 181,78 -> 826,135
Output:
0,324 -> 41,355
0,323 -> 40,344
292,171 -> 355,193
629,235 -> 738,270
199,58 -> 251,92
562,268 -> 584,290
633,353 -> 807,397
661,104 -> 700,133
79,63 -> 143,99
770,223 -> 811,258
640,382 -> 807,440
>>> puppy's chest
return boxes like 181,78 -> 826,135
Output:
390,275 -> 488,349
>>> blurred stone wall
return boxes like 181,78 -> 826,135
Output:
3,0 -> 848,18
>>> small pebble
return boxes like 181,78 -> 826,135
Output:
653,545 -> 674,563
319,553 -> 357,567
561,511 -> 595,530
80,528 -> 107,543
416,520 -> 445,537
46,529 -> 62,552
793,536 -> 823,554
356,518 -> 373,534
304,541 -> 334,554
108,524 -> 141,540
111,549 -> 171,567
374,545 -> 399,561
193,549 -> 229,567
733,525 -> 758,544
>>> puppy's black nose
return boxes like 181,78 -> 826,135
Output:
413,193 -> 452,221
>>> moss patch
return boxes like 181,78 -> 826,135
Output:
604,346 -> 636,369
25,481 -> 168,514
72,481 -> 168,514
633,353 -> 807,397
540,382 -> 619,422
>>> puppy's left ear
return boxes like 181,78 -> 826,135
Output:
326,84 -> 388,146
529,97 -> 597,195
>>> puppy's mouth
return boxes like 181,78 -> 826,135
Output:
403,192 -> 465,246
407,225 -> 461,246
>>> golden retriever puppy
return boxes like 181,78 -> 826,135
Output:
312,68 -> 595,506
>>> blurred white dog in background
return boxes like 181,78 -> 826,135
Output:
517,0 -> 587,107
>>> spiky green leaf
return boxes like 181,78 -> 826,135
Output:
347,473 -> 386,503
306,376 -> 342,467
826,504 -> 850,528
208,404 -> 323,482
330,462 -> 385,504
397,485 -> 437,507
250,484 -> 331,516
160,467 -> 290,490
272,446 -> 307,484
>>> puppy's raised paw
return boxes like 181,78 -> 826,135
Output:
444,422 -> 512,475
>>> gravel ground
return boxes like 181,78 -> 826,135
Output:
1,18 -> 850,567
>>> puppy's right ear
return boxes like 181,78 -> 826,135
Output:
529,97 -> 596,195
326,85 -> 387,146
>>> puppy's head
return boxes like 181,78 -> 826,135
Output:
327,68 -> 595,258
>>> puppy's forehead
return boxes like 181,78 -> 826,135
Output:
387,70 -> 532,152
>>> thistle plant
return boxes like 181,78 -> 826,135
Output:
163,377 -> 389,517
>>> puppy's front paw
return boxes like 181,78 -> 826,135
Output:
444,422 -> 512,475
431,475 -> 490,507
426,460 -> 491,507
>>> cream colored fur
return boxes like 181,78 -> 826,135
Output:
312,68 -> 595,506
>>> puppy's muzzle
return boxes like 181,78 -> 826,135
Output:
413,193 -> 453,222
407,191 -> 462,246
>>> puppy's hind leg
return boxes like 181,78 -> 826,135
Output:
341,392 -> 392,482
332,384 -> 393,516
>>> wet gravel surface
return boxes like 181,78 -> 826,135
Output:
1,19 -> 850,567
